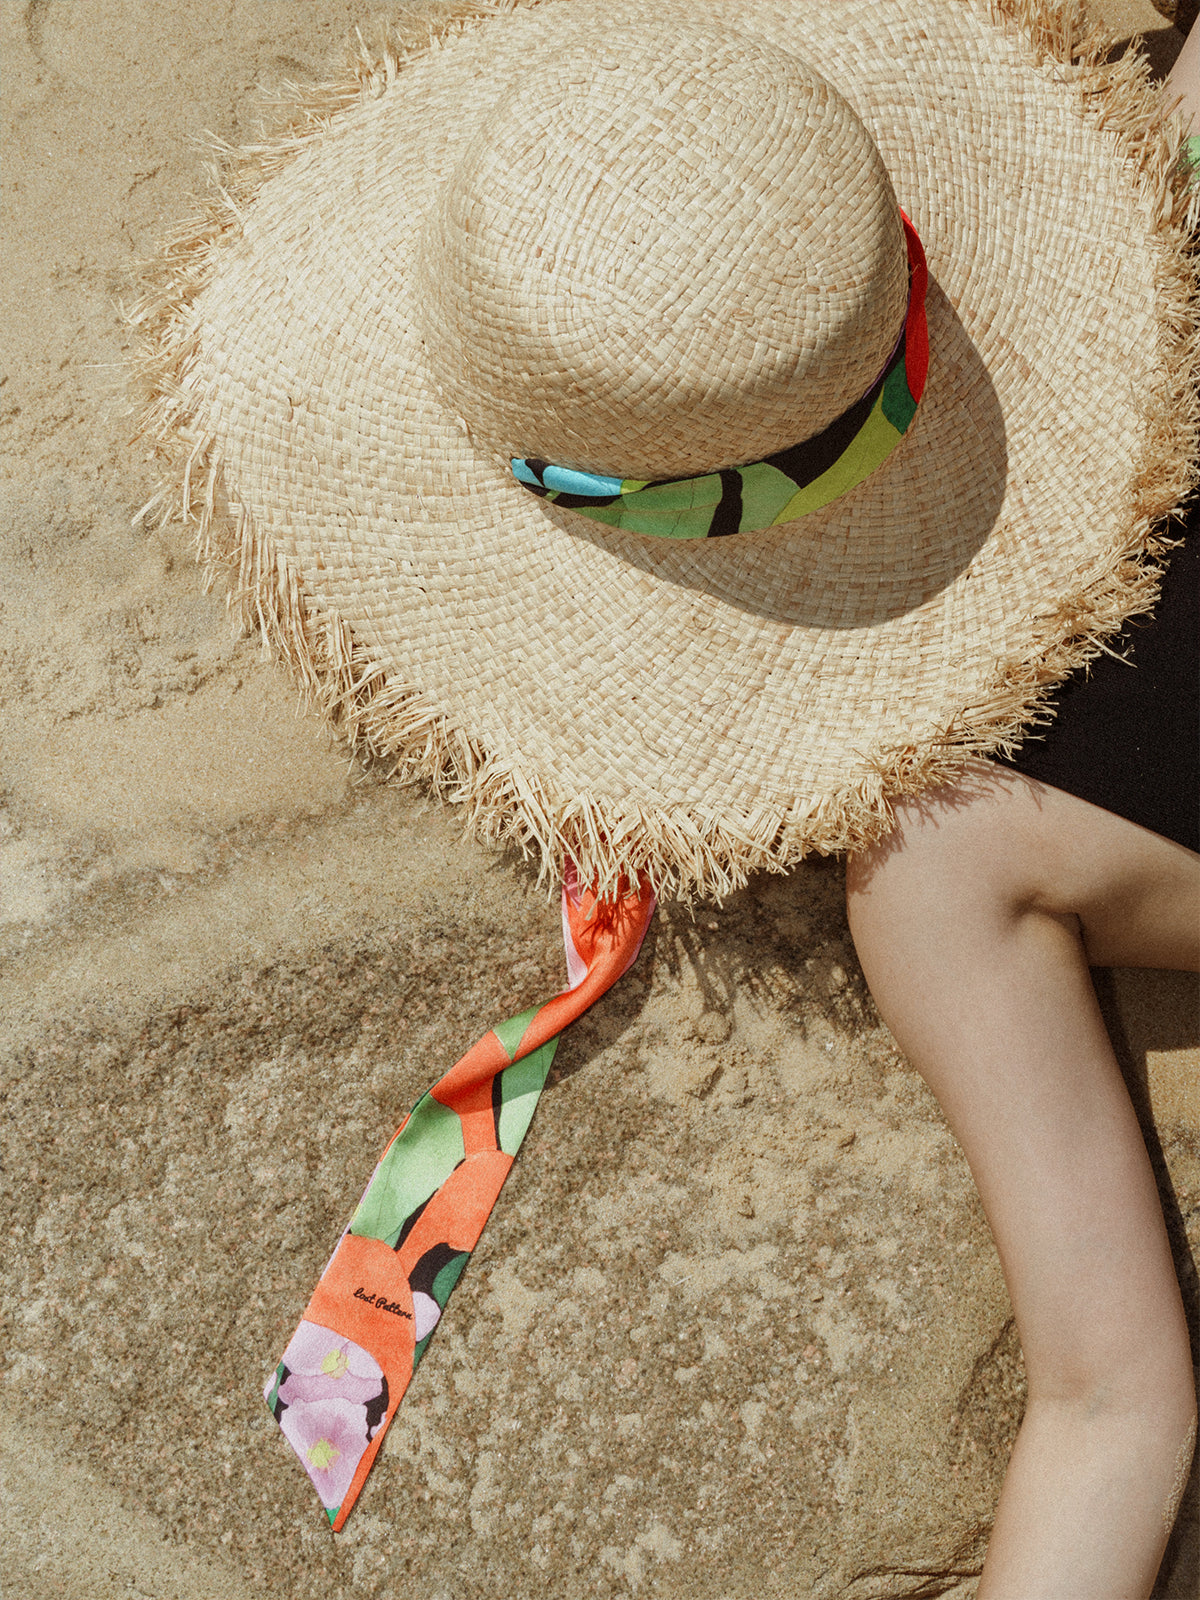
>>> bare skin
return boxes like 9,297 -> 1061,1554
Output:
842,26 -> 1200,1593
846,765 -> 1199,1597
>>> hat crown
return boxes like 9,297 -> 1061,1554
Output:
414,16 -> 910,481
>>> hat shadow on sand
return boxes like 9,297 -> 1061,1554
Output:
540,279 -> 1006,632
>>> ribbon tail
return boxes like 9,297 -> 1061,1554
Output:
264,871 -> 655,1531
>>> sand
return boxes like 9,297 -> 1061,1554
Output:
1,2 -> 1196,1596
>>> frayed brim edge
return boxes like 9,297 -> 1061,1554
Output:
128,0 -> 1200,903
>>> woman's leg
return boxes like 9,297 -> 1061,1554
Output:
845,765 -> 1199,1599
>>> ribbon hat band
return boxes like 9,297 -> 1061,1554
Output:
512,213 -> 929,539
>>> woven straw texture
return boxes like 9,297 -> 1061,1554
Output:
413,23 -> 911,479
136,0 -> 1200,900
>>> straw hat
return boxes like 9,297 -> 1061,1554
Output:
137,0 -> 1198,899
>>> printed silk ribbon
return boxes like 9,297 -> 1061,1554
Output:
263,212 -> 934,1532
265,868 -> 656,1530
512,214 -> 929,539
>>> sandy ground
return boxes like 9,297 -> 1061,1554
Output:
0,2 -> 1196,1596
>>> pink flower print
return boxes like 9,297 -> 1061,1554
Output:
279,1396 -> 372,1511
272,1319 -> 385,1407
281,1319 -> 382,1382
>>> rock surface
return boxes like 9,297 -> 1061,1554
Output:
1,2 -> 1196,1596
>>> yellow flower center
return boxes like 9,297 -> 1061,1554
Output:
307,1438 -> 341,1471
320,1348 -> 349,1379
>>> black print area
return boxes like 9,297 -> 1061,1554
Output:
353,1285 -> 413,1319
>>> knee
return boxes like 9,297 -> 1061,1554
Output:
847,768 -> 1031,921
845,776 -> 1034,994
1026,1313 -> 1197,1438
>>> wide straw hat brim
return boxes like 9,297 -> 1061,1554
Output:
136,0 -> 1199,900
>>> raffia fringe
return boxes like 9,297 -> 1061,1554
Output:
129,0 -> 1200,903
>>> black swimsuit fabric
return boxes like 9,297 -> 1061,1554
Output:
998,502 -> 1199,854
